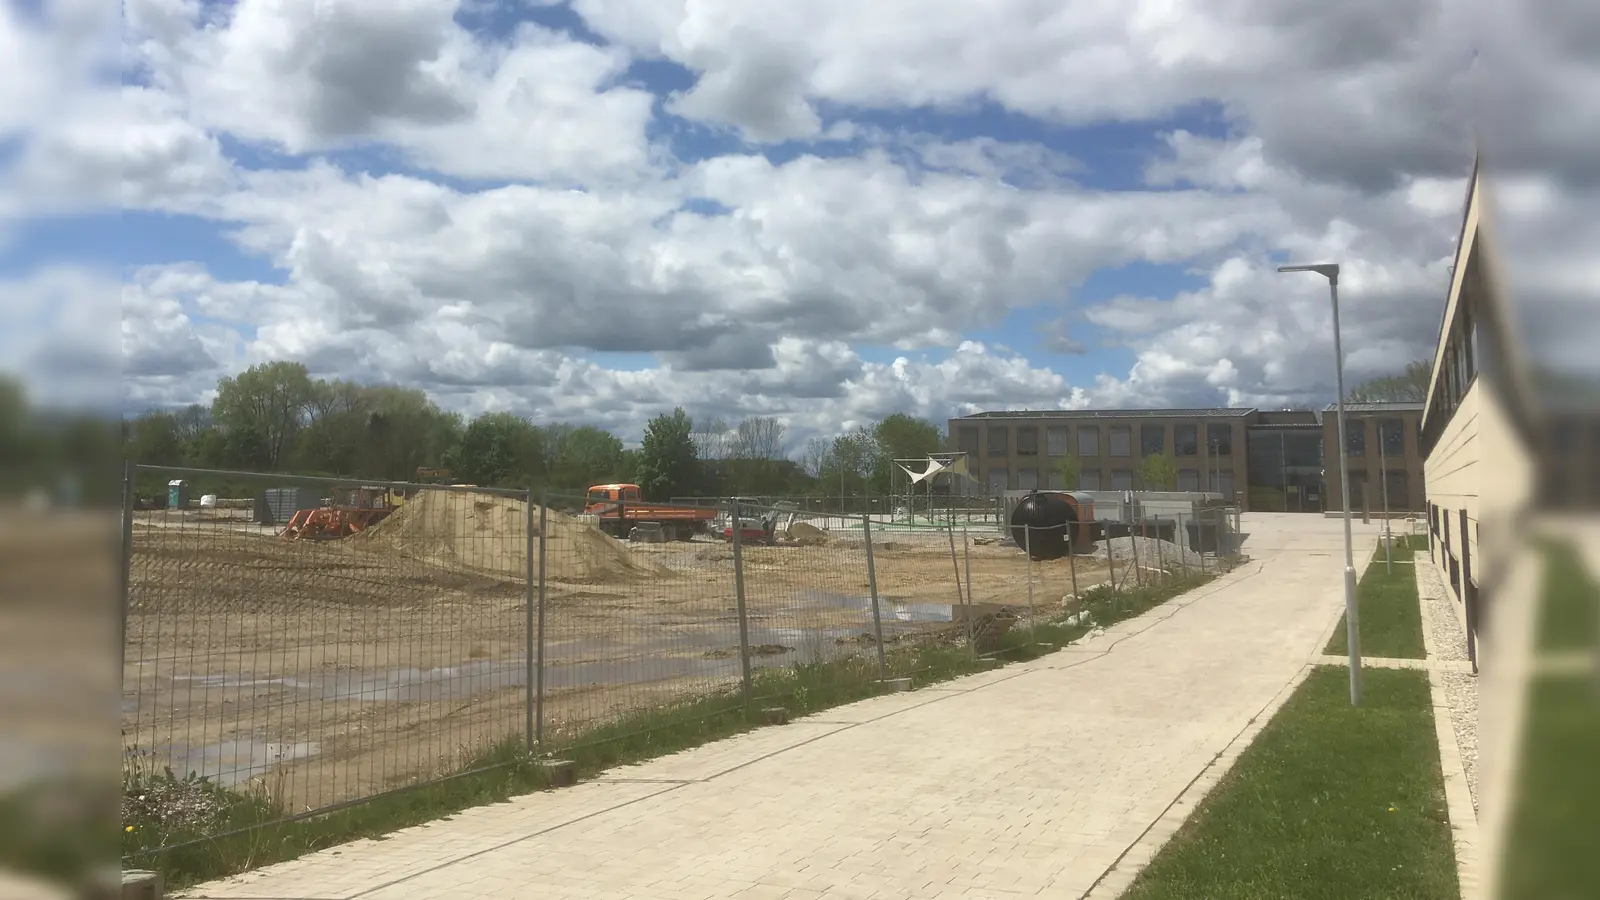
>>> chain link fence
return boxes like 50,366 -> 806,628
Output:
121,467 -> 1236,860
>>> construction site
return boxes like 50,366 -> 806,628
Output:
122,468 -> 1228,831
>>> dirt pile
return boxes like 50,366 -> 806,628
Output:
356,490 -> 666,582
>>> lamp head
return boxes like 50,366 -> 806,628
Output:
1276,263 -> 1340,282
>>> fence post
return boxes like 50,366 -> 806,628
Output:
120,460 -> 135,674
961,525 -> 975,656
535,490 -> 549,746
862,515 -> 888,676
946,524 -> 965,607
1107,531 -> 1119,593
1025,524 -> 1035,630
1067,524 -> 1080,606
1154,517 -> 1165,580
1130,527 -> 1143,587
730,499 -> 755,709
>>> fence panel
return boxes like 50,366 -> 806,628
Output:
122,466 -> 532,842
535,491 -> 743,743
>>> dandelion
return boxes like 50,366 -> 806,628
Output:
125,825 -> 135,832
1388,806 -> 1397,812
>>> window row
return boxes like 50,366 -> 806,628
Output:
1344,418 -> 1409,458
981,467 -> 1237,494
959,423 -> 1237,458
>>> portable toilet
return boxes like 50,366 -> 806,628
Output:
167,479 -> 190,509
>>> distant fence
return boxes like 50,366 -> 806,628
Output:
121,465 -> 1233,861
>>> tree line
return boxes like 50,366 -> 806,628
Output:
119,361 -> 948,502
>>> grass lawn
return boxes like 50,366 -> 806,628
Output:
1500,539 -> 1600,896
1325,544 -> 1426,659
1534,538 -> 1598,652
1122,666 -> 1458,900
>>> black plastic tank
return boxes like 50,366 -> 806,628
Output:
1008,491 -> 1077,560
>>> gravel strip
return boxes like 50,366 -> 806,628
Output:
1416,557 -> 1479,810
1417,559 -> 1470,663
1439,671 -> 1480,813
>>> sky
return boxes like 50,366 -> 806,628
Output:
1,0 -> 1596,450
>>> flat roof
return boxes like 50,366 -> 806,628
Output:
1321,401 -> 1425,413
955,407 -> 1257,420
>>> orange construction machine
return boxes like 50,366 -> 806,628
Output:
583,483 -> 718,542
279,486 -> 395,541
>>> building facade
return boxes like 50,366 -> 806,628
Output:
950,403 -> 1430,515
1320,402 -> 1426,513
1419,160 -> 1538,671
948,409 -> 1254,501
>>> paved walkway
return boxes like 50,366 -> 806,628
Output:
183,515 -> 1384,900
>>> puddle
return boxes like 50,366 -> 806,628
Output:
132,739 -> 320,787
795,588 -> 955,623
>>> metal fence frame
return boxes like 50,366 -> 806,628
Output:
121,466 -> 1229,858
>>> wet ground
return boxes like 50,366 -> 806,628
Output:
122,519 -> 1110,811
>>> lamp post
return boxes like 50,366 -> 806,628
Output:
1278,262 -> 1361,706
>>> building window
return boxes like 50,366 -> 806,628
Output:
1046,426 -> 1070,457
1078,425 -> 1100,456
1383,469 -> 1409,510
1174,425 -> 1199,456
1209,469 -> 1236,497
1047,469 -> 1064,490
957,426 -> 980,457
1109,426 -> 1132,457
1379,418 -> 1405,457
1017,426 -> 1039,456
1017,467 -> 1038,490
1080,469 -> 1102,490
987,426 -> 1008,457
1207,423 -> 1233,456
986,468 -> 1008,494
1177,469 -> 1201,491
1347,421 -> 1366,457
1140,423 -> 1165,456
1110,469 -> 1133,490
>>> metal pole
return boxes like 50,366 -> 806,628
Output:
863,515 -> 888,675
947,523 -> 965,607
1380,426 -> 1392,573
961,526 -> 975,655
1067,524 -> 1080,605
525,491 -> 535,750
1329,275 -> 1363,706
1130,521 -> 1143,587
730,499 -> 755,708
1025,525 -> 1035,630
119,459 -> 136,676
535,490 -> 549,745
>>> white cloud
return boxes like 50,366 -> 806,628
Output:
5,0 -> 1591,436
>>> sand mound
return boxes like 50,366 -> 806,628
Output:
787,521 -> 830,546
356,489 -> 666,583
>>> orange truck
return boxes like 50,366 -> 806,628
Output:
583,483 -> 718,541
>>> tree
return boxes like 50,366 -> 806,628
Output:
542,423 -> 625,489
211,361 -> 317,469
123,411 -> 184,466
730,416 -> 786,460
1138,451 -> 1178,491
637,408 -> 700,501
1053,453 -> 1082,490
445,413 -> 544,487
870,413 -> 944,493
818,429 -> 877,506
1349,359 -> 1432,403
691,416 -> 734,461
800,437 -> 831,478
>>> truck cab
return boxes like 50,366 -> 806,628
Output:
585,483 -> 642,509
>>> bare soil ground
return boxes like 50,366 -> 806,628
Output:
122,507 -> 1111,815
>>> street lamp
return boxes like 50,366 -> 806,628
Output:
1278,262 -> 1362,706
